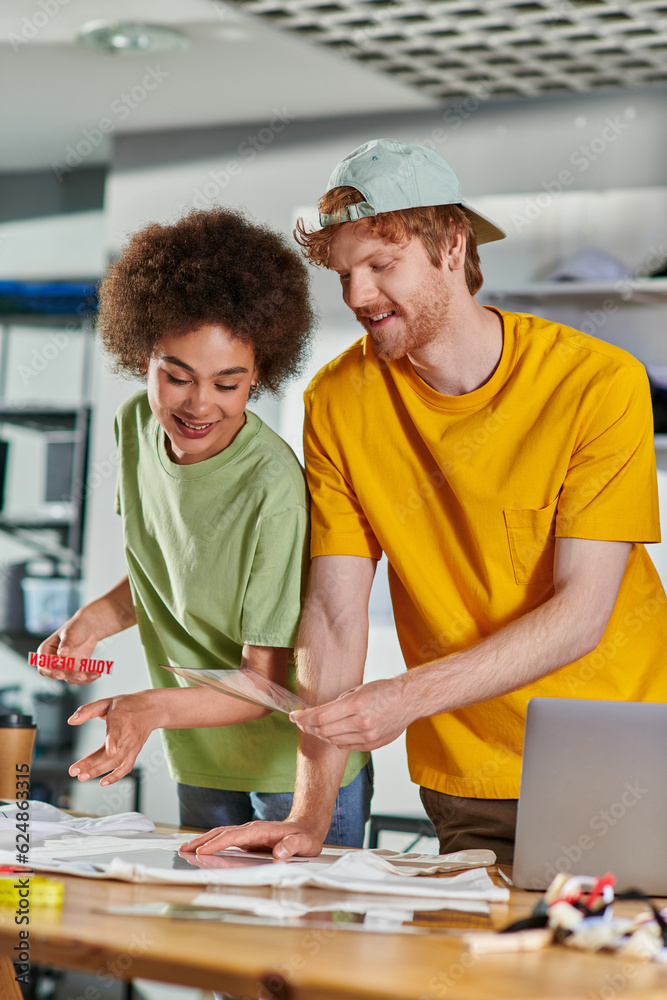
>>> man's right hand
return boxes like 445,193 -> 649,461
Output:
180,821 -> 325,860
36,611 -> 101,685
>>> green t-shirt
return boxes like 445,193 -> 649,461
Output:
115,391 -> 367,792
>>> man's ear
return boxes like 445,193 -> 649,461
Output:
441,229 -> 467,271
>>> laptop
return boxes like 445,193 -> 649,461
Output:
512,698 -> 667,894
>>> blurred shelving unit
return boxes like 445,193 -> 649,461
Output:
483,277 -> 667,308
0,280 -> 97,658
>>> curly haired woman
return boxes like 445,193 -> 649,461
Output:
36,208 -> 371,843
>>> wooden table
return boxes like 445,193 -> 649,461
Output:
2,853 -> 667,1000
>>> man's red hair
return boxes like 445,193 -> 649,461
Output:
294,186 -> 483,295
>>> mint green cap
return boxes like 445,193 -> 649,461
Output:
319,138 -> 505,245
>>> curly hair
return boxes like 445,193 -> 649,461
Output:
96,208 -> 314,394
294,186 -> 483,295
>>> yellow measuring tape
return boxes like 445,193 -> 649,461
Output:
0,870 -> 64,909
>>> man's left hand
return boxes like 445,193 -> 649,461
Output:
290,676 -> 413,751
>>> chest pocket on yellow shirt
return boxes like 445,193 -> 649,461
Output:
503,496 -> 558,586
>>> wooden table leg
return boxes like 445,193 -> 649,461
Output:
0,954 -> 23,999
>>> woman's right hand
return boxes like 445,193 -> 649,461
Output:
36,609 -> 102,685
68,692 -> 159,784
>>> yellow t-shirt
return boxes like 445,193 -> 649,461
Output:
304,309 -> 667,799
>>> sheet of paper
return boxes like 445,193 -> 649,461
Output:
189,889 -> 490,918
37,834 -> 190,860
97,896 -> 489,932
95,903 -> 435,933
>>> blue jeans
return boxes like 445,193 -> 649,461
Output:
178,761 -> 373,848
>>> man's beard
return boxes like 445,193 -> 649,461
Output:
355,281 -> 452,362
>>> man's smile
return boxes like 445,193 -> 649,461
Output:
358,309 -> 397,330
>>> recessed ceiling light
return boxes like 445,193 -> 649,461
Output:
76,21 -> 190,56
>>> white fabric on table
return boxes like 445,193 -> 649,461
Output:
100,850 -> 508,901
0,805 -> 507,902
0,801 -> 155,835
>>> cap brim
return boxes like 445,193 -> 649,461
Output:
460,203 -> 506,245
